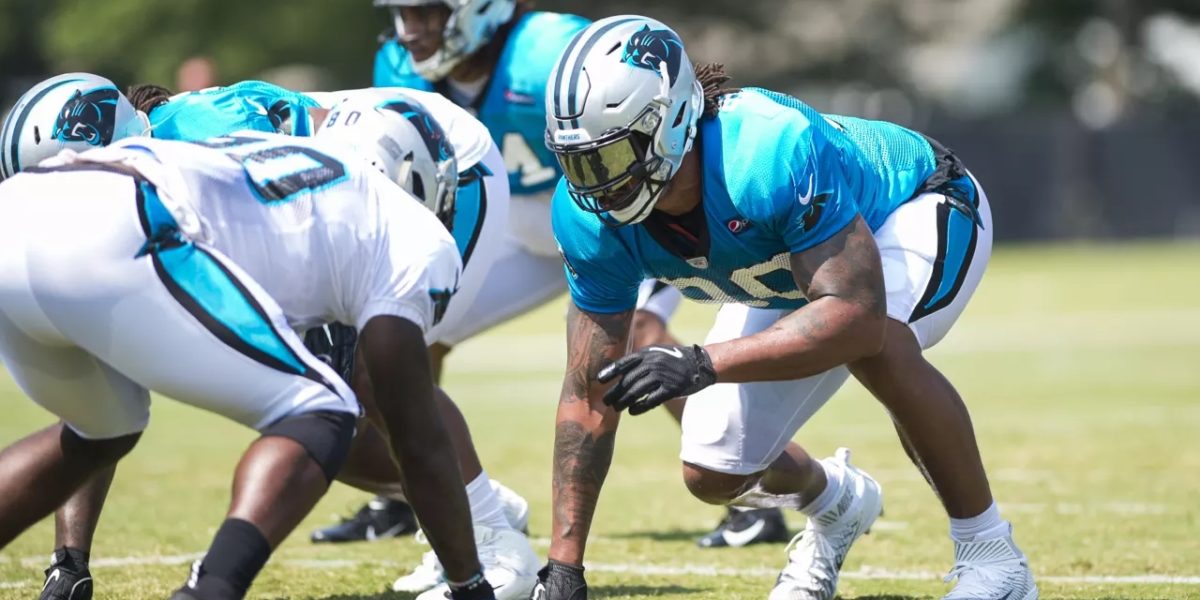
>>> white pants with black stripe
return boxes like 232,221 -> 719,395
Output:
680,176 -> 993,474
0,169 -> 356,440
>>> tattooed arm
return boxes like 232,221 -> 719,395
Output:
707,215 -> 887,383
547,304 -> 633,566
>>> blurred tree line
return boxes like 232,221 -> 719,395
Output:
1,0 -> 1198,238
2,0 -> 1199,122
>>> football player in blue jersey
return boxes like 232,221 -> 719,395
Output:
371,0 -> 789,550
536,16 -> 1038,600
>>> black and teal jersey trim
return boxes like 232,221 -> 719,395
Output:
908,192 -> 980,324
451,162 -> 492,269
133,180 -> 342,397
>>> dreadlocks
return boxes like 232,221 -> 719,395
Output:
126,84 -> 174,116
694,62 -> 739,118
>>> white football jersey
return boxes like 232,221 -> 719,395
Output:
43,132 -> 461,333
308,87 -> 492,172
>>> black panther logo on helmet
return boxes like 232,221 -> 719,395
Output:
52,87 -> 120,146
378,100 -> 454,163
621,25 -> 685,85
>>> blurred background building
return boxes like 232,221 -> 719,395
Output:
1,0 -> 1197,240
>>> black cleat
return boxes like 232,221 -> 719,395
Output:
310,497 -> 418,543
39,550 -> 93,600
696,507 -> 790,548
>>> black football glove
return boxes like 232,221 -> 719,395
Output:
530,561 -> 587,600
598,344 -> 717,416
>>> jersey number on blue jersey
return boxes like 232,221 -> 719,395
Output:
662,252 -> 807,308
198,135 -> 348,203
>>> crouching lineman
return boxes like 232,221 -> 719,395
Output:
535,16 -> 1037,600
372,0 -> 773,553
1,76 -> 539,600
0,128 -> 498,598
313,94 -> 541,600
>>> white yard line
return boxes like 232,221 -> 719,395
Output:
7,553 -> 1200,586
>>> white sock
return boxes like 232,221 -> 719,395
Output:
466,471 -> 511,532
799,458 -> 845,518
950,501 -> 1008,542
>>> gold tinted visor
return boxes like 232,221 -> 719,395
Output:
555,135 -> 644,192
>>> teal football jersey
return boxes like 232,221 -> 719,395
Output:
374,11 -> 590,196
149,81 -> 320,142
552,88 -> 939,313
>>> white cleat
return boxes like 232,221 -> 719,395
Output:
414,525 -> 540,600
491,479 -> 531,534
943,525 -> 1038,600
392,530 -> 444,593
768,448 -> 883,600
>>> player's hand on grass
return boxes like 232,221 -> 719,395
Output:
531,560 -> 587,600
598,344 -> 716,415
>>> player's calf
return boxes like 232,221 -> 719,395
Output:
0,425 -> 140,548
172,410 -> 355,599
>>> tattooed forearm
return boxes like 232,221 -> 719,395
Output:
561,305 -> 633,404
548,305 -> 631,563
552,421 -> 616,541
706,216 -> 887,383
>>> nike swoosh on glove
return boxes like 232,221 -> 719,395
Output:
530,560 -> 587,600
598,344 -> 717,415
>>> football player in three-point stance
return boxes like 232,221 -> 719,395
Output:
536,15 -> 1037,600
367,0 -> 789,555
1,76 -> 542,600
0,115 -> 500,599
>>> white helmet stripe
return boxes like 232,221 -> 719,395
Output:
555,17 -> 640,127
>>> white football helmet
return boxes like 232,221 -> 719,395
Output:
0,72 -> 150,180
316,96 -> 458,230
545,16 -> 703,226
375,0 -> 516,81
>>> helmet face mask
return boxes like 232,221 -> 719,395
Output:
545,16 -> 703,226
376,0 -> 516,81
548,104 -> 670,224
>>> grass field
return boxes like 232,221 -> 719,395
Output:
1,241 -> 1198,599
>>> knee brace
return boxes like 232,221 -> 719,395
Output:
260,410 -> 356,482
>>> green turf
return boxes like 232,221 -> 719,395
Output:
1,241 -> 1199,599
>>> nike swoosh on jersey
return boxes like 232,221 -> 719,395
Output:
647,346 -> 684,358
798,173 -> 815,206
721,518 -> 767,547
